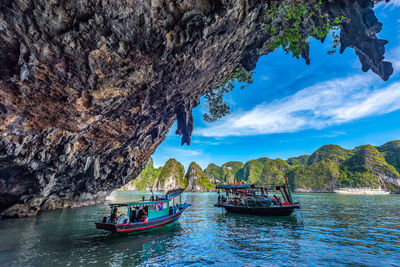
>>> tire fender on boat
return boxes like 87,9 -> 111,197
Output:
117,214 -> 129,224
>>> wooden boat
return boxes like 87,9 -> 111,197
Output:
214,179 -> 300,216
95,189 -> 190,234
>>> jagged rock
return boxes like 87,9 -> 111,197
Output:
308,145 -> 350,165
119,157 -> 160,191
0,0 -> 395,216
204,161 -> 244,184
156,159 -> 187,191
186,162 -> 214,192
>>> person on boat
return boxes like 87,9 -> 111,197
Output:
138,207 -> 148,222
221,195 -> 226,204
111,207 -> 118,223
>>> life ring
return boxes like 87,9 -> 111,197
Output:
117,214 -> 130,224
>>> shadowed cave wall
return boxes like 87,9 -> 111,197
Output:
0,0 -> 393,217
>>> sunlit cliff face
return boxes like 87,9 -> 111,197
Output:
0,0 -> 393,217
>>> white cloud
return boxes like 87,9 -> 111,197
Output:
388,0 -> 400,7
377,0 -> 400,8
160,146 -> 202,157
195,74 -> 400,137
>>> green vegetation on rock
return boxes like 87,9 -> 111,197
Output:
339,145 -> 400,189
287,155 -> 310,166
259,159 -> 292,188
288,159 -> 339,191
308,144 -> 350,165
186,162 -> 214,192
265,1 -> 345,61
204,163 -> 225,182
120,157 -> 161,190
377,140 -> 400,173
123,141 -> 400,194
204,161 -> 244,183
204,69 -> 253,122
157,158 -> 187,190
241,158 -> 271,184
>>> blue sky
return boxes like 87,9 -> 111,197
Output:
153,2 -> 400,170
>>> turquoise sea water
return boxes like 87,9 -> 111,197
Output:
1,192 -> 400,266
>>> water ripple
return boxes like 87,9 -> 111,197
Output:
0,192 -> 399,266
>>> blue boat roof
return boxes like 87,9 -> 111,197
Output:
109,188 -> 185,206
216,184 -> 255,189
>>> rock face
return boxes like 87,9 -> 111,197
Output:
377,141 -> 400,172
156,159 -> 187,192
204,161 -> 243,184
186,162 -> 214,192
119,159 -> 214,192
0,0 -> 394,217
119,157 -> 161,191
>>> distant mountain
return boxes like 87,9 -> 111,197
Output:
307,144 -> 350,165
377,140 -> 400,173
156,159 -> 187,191
240,158 -> 271,184
186,162 -> 214,192
204,161 -> 244,184
120,158 -> 213,192
287,155 -> 310,167
120,140 -> 400,193
260,159 -> 291,188
204,140 -> 400,193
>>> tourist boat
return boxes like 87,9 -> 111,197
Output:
333,187 -> 390,195
214,179 -> 300,216
95,189 -> 190,233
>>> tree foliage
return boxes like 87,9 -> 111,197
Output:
265,1 -> 346,60
203,69 -> 253,122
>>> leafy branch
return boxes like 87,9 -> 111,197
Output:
203,69 -> 253,122
265,1 -> 346,60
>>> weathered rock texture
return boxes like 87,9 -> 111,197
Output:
156,158 -> 187,191
119,157 -> 161,191
0,0 -> 394,217
186,162 -> 214,192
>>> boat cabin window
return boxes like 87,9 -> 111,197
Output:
149,204 -> 156,211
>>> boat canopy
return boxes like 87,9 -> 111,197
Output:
166,188 -> 185,199
216,184 -> 255,189
109,199 -> 169,207
109,188 -> 185,207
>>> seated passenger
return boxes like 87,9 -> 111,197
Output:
221,195 -> 227,203
111,207 -> 118,223
138,208 -> 148,222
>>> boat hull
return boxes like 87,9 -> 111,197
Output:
95,204 -> 189,234
217,203 -> 299,216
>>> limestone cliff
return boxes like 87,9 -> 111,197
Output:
156,159 -> 187,191
119,157 -> 160,191
207,141 -> 400,193
0,0 -> 394,217
186,162 -> 214,192
204,161 -> 243,184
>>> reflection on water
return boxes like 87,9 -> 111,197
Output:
0,192 -> 399,266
